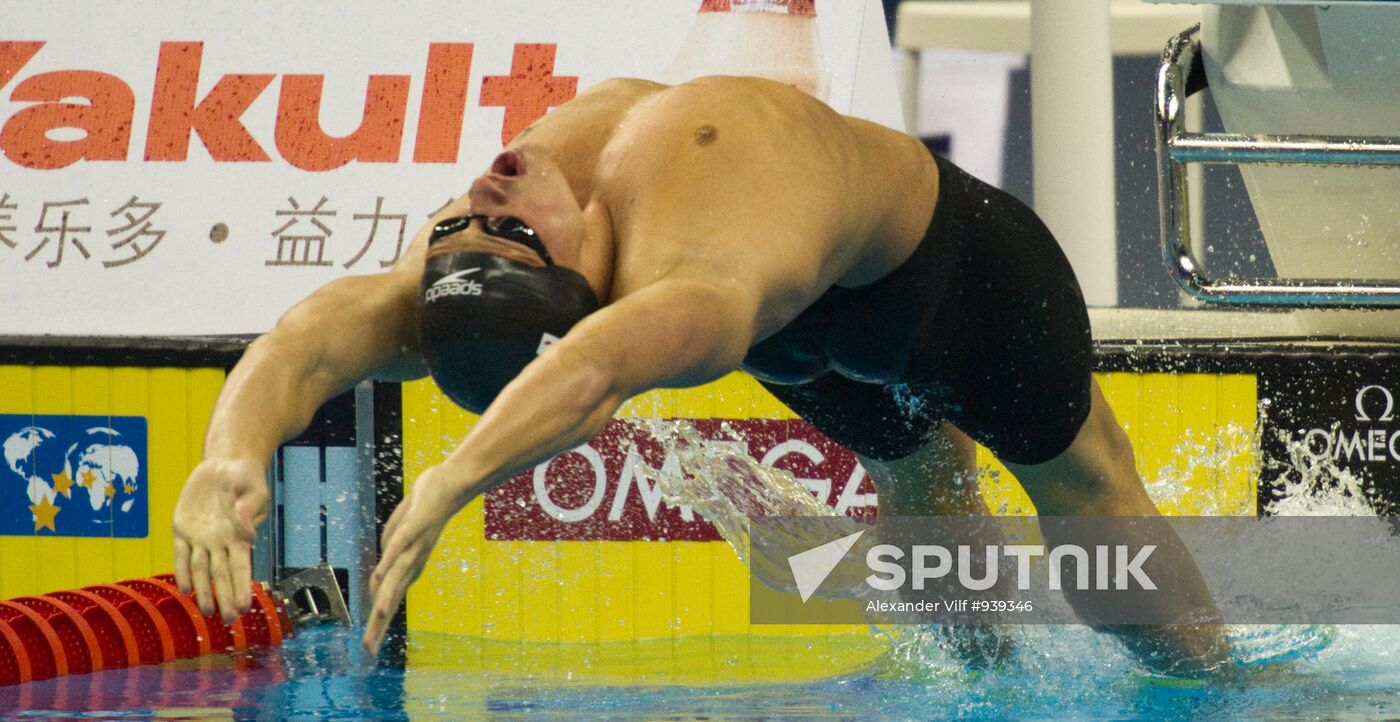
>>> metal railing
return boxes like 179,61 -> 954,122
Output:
1156,25 -> 1400,307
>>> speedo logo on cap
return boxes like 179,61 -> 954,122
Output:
425,268 -> 483,303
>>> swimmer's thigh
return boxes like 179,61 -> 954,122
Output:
922,158 -> 1095,466
857,424 -> 986,516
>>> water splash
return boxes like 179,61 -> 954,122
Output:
1229,624 -> 1335,669
1261,423 -> 1378,516
624,404 -> 1358,679
1136,401 -> 1379,517
1142,421 -> 1260,516
621,418 -> 841,566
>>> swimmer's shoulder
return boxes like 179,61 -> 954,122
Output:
514,78 -> 667,151
582,77 -> 669,99
654,75 -> 829,114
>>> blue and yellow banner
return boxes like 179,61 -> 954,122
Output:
1,414 -> 148,538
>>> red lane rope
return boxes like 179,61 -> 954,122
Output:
47,590 -> 139,671
3,574 -> 293,688
115,578 -> 211,659
82,584 -> 175,666
0,601 -> 66,681
12,596 -> 102,675
150,574 -> 246,653
0,616 -> 33,685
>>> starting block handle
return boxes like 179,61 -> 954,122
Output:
1155,25 -> 1400,308
272,563 -> 352,627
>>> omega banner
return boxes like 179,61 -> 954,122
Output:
1259,355 -> 1400,515
0,0 -> 900,336
485,418 -> 878,542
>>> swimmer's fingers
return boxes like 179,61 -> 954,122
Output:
368,503 -> 408,602
362,584 -> 397,654
173,537 -> 193,595
190,545 -> 215,617
209,546 -> 238,624
379,503 -> 408,558
364,533 -> 398,651
226,543 -> 254,621
365,533 -> 411,653
364,522 -> 434,654
363,556 -> 410,654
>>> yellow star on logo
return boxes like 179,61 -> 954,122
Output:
51,471 -> 76,498
30,496 -> 60,533
79,469 -> 96,489
123,481 -> 135,495
104,483 -> 116,499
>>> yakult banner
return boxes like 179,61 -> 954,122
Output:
1,0 -> 900,336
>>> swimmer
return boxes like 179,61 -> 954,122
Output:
171,76 -> 1227,674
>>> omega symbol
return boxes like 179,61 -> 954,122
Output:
1354,384 -> 1395,422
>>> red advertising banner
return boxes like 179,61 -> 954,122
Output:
485,419 -> 877,541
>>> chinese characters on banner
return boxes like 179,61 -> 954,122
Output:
2,195 -> 164,268
0,0 -> 898,335
0,192 -> 460,270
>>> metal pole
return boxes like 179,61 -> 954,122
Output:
1031,0 -> 1118,306
353,380 -> 378,626
899,48 -> 920,135
1182,92 -> 1205,308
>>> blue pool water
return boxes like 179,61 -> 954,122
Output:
1,622 -> 1397,720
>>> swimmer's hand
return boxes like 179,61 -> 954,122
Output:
363,464 -> 461,654
172,458 -> 267,624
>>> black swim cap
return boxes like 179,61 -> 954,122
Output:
418,215 -> 600,414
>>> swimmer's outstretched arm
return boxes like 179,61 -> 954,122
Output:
173,231 -> 433,623
363,274 -> 761,653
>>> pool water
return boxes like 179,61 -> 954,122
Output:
1,621 -> 1397,720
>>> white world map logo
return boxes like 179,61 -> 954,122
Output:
3,425 -> 142,532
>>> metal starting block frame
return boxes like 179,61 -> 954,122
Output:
273,563 -> 353,627
1156,25 -> 1400,308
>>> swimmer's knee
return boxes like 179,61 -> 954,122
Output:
1009,396 -> 1153,517
861,425 -> 981,516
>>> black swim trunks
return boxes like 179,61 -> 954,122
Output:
741,154 -> 1092,465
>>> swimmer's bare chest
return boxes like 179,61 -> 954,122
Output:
517,77 -> 936,301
